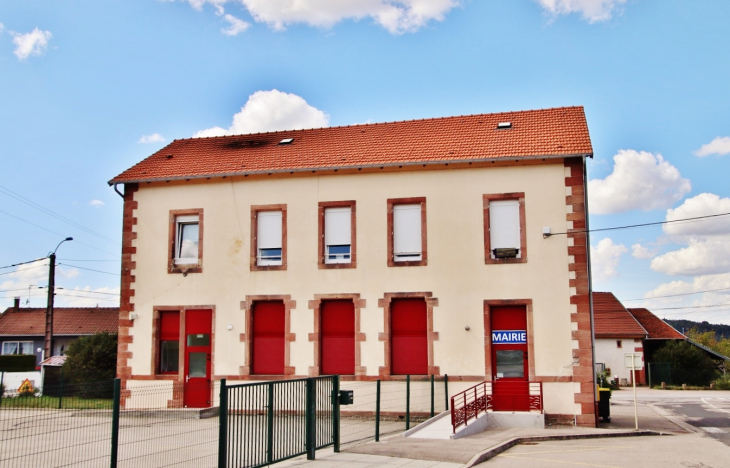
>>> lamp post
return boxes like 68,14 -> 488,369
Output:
44,237 -> 73,358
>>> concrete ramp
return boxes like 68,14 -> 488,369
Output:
405,411 -> 545,440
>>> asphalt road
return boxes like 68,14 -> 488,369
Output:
655,397 -> 730,447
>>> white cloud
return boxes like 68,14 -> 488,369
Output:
242,0 -> 459,34
631,243 -> 656,260
0,260 -> 50,308
649,193 -> 730,277
662,193 -> 730,239
588,150 -> 691,214
194,89 -> 329,138
0,23 -> 4,34
222,14 -> 250,35
12,28 -> 52,61
694,136 -> 730,157
536,0 -> 626,23
590,238 -> 627,281
57,267 -> 80,279
640,273 -> 730,325
88,199 -> 105,207
139,133 -> 166,144
178,0 -> 459,34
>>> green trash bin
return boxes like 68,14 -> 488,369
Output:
598,388 -> 611,422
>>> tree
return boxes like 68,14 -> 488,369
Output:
653,340 -> 717,387
62,332 -> 117,398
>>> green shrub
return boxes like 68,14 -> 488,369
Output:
0,355 -> 36,372
714,374 -> 730,390
654,341 -> 718,387
62,332 -> 117,399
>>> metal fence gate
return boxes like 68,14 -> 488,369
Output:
218,375 -> 339,468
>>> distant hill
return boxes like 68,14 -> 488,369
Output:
664,319 -> 730,340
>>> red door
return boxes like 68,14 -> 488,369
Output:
184,309 -> 212,408
391,298 -> 427,375
490,306 -> 529,411
321,300 -> 355,375
252,301 -> 285,375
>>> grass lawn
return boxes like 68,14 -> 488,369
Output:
0,395 -> 113,409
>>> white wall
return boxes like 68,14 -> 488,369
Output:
595,338 -> 643,384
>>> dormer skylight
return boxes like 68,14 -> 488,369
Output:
497,122 -> 512,129
279,138 -> 294,145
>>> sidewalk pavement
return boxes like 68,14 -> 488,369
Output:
275,397 -> 689,467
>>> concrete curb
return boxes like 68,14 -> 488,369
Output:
462,430 -> 669,467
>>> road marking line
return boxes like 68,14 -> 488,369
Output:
498,454 -> 621,467
701,398 -> 730,414
700,427 -> 725,433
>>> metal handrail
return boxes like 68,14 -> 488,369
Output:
450,381 -> 543,433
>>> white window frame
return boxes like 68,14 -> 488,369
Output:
174,215 -> 200,265
1,341 -> 34,355
393,204 -> 423,262
257,210 -> 283,266
324,207 -> 352,264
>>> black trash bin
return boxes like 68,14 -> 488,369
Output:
598,388 -> 611,422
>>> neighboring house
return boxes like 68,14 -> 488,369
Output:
628,307 -> 729,376
109,106 -> 598,426
592,292 -> 648,385
0,299 -> 119,366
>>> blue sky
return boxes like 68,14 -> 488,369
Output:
1,0 -> 729,324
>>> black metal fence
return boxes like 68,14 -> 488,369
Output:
1,375 -> 448,467
219,375 -> 337,468
648,362 -> 671,387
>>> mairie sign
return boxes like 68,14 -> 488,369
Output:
492,330 -> 527,344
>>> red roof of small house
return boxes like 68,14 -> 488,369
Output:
627,308 -> 686,340
0,307 -> 118,336
592,292 -> 647,339
110,106 -> 593,184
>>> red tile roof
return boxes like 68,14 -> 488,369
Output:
627,308 -> 685,340
592,292 -> 647,339
110,106 -> 593,184
0,307 -> 118,336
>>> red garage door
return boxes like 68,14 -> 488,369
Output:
252,301 -> 285,375
391,298 -> 427,375
321,300 -> 355,375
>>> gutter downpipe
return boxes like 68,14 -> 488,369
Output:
583,155 -> 598,422
113,184 -> 124,199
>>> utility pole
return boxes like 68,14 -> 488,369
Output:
44,237 -> 73,358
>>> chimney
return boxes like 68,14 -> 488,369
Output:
14,297 -> 21,311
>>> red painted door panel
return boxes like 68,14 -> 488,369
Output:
391,298 -> 427,375
184,309 -> 212,408
252,301 -> 285,375
321,300 -> 355,375
490,305 -> 529,411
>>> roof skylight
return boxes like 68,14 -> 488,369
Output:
279,138 -> 294,145
497,122 -> 512,129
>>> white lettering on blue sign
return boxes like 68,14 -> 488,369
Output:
491,330 -> 527,344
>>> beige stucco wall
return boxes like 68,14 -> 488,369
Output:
127,161 -> 583,415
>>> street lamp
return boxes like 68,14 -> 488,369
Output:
44,237 -> 73,359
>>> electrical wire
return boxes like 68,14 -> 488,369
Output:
548,211 -> 730,236
57,263 -> 121,276
56,288 -> 120,296
0,184 -> 119,245
54,292 -> 118,302
58,259 -> 120,262
0,257 -> 49,270
0,263 -> 48,276
0,209 -> 119,256
621,286 -> 730,302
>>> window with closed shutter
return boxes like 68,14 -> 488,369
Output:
489,200 -> 521,259
391,298 -> 428,375
393,204 -> 422,262
159,311 -> 180,373
320,300 -> 355,375
257,211 -> 283,265
324,207 -> 351,264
